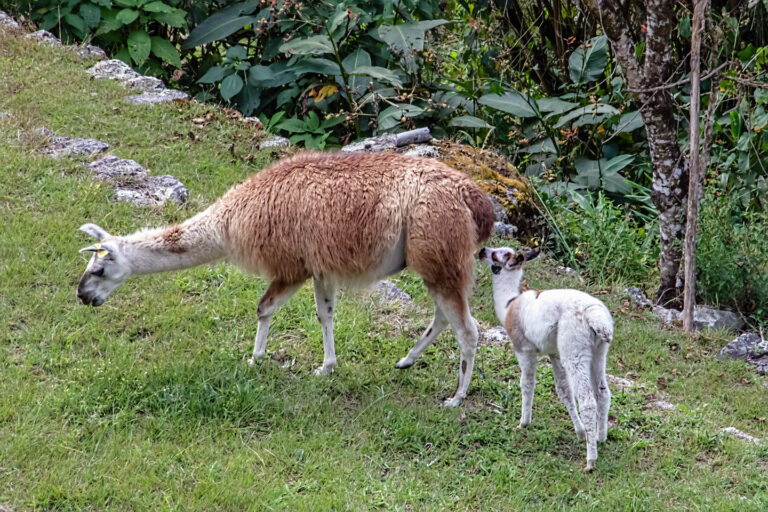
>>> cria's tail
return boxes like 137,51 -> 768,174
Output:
462,186 -> 494,243
585,303 -> 614,344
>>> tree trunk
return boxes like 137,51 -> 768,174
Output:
584,0 -> 688,306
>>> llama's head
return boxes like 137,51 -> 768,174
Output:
478,246 -> 540,275
76,223 -> 132,306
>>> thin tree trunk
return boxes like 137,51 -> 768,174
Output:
682,0 -> 710,331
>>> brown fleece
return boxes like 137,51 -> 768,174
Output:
161,225 -> 187,254
214,151 -> 493,302
504,298 -> 526,351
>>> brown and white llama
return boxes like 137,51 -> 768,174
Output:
478,246 -> 613,471
77,151 -> 494,406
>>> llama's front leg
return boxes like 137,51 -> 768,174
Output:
516,351 -> 538,428
437,295 -> 478,407
313,277 -> 337,376
551,354 -> 585,440
248,280 -> 302,365
394,301 -> 448,369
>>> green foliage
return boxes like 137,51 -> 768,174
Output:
537,188 -> 659,285
696,190 -> 768,318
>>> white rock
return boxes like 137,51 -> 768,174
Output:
89,155 -> 148,181
259,136 -> 291,150
372,281 -> 412,304
0,9 -> 19,28
75,44 -> 107,61
403,144 -> 440,158
87,59 -> 141,82
722,427 -> 760,444
44,136 -> 109,157
606,374 -> 635,389
25,30 -> 60,45
479,326 -> 509,346
651,400 -> 678,411
125,89 -> 189,105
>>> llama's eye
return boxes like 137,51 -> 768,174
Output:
91,268 -> 105,277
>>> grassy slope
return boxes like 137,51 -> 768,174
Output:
1,30 -> 767,511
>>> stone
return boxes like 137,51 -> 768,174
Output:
0,111 -> 9,118
493,221 -> 517,238
89,155 -> 148,181
113,175 -> 188,206
403,144 -> 440,158
75,44 -> 107,61
87,59 -> 141,82
25,30 -> 60,45
124,89 -> 189,105
479,326 -> 509,347
372,281 -> 412,304
0,10 -> 19,28
124,76 -> 166,93
44,136 -> 108,157
341,133 -> 397,153
721,427 -> 760,444
556,265 -> 583,281
654,305 -> 744,332
651,400 -> 678,411
627,286 -> 653,309
241,117 -> 264,128
606,374 -> 635,389
719,332 -> 768,375
487,195 -> 509,223
259,135 -> 291,150
35,127 -> 55,138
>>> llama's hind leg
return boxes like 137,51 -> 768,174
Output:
591,341 -> 611,442
248,280 -> 303,365
313,277 -> 338,376
436,293 -> 478,407
561,341 -> 598,472
551,354 -> 585,440
395,299 -> 448,369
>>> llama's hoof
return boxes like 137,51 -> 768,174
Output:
583,460 -> 596,473
314,364 -> 335,376
394,357 -> 414,369
597,431 -> 607,443
516,422 -> 530,430
443,396 -> 463,407
247,357 -> 256,366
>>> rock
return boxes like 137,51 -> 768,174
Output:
0,111 -> 9,118
403,144 -> 440,158
88,59 -> 142,82
44,136 -> 108,157
75,44 -> 107,61
89,155 -> 149,181
654,305 -> 744,332
25,30 -> 60,45
487,195 -> 509,223
719,332 -> 768,375
372,281 -> 412,304
0,503 -> 15,512
34,127 -> 55,138
555,265 -> 584,282
241,116 -> 264,128
479,326 -> 509,347
721,427 -> 760,444
113,175 -> 188,206
651,400 -> 678,411
627,286 -> 653,309
0,10 -> 19,28
124,89 -> 189,105
259,135 -> 291,150
124,75 -> 166,93
606,374 -> 635,389
341,133 -> 397,153
493,222 -> 517,238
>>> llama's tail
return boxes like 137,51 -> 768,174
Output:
585,303 -> 614,345
461,186 -> 494,243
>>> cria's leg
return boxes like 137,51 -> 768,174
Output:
437,294 -> 478,407
313,277 -> 337,376
591,341 -> 611,443
516,350 -> 538,428
561,341 -> 598,472
394,299 -> 448,369
551,354 -> 585,440
248,280 -> 302,365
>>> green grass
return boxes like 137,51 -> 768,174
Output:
2,31 -> 767,511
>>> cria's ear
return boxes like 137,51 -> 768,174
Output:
508,252 -> 525,268
524,248 -> 541,262
80,223 -> 111,241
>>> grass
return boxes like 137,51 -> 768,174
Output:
1,29 -> 767,511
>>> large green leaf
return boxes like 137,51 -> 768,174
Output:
152,8 -> 187,28
142,1 -> 175,13
611,111 -> 644,134
64,13 -> 87,35
248,63 -> 296,87
150,36 -> 181,68
116,8 -> 139,26
220,73 -> 244,101
573,154 -> 633,193
127,30 -> 151,66
537,97 -> 579,114
342,48 -> 372,97
554,104 -> 619,128
378,104 -> 424,131
279,35 -> 333,56
349,66 -> 403,88
237,85 -> 260,116
450,115 -> 492,129
378,20 -> 449,53
568,35 -> 608,85
182,1 -> 263,48
289,58 -> 341,78
197,66 -> 228,84
79,3 -> 101,28
478,91 -> 536,118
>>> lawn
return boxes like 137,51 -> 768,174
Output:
1,29 -> 767,511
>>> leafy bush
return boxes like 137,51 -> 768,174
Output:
696,189 -> 768,318
537,187 -> 659,285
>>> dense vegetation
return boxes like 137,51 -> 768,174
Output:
4,0 -> 767,316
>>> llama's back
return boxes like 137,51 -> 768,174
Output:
217,151 -> 490,288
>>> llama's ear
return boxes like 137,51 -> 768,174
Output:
80,223 -> 111,241
79,242 -> 113,259
524,248 -> 541,262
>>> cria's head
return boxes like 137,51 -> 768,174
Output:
76,223 -> 131,306
477,246 -> 540,275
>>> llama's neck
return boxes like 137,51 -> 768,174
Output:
492,269 -> 524,324
118,208 -> 228,275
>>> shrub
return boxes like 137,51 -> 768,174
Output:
696,189 -> 768,319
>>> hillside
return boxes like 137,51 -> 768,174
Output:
1,20 -> 767,511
